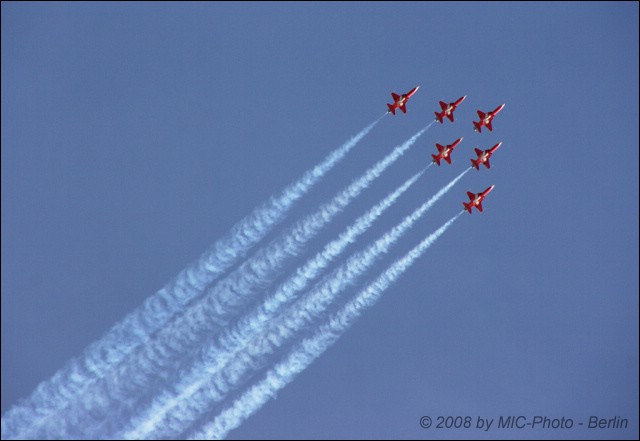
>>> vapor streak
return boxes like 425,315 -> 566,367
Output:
192,211 -> 464,440
121,166 -> 429,439
2,119 -> 379,440
22,122 -> 428,440
137,165 -> 466,440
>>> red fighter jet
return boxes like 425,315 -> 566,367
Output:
387,86 -> 420,115
434,95 -> 466,123
472,104 -> 505,133
471,142 -> 503,170
463,185 -> 495,213
431,137 -> 463,166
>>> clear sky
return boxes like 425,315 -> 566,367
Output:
2,2 -> 638,439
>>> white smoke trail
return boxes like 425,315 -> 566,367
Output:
0,118 -> 379,439
192,211 -> 464,440
132,166 -> 466,440
20,122 -> 429,440
120,166 -> 430,439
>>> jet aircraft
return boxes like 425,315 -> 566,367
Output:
387,86 -> 420,115
434,95 -> 466,123
471,142 -> 503,170
472,104 -> 505,132
431,137 -> 463,166
463,185 -> 495,213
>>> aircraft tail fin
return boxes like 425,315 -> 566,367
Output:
387,104 -> 396,115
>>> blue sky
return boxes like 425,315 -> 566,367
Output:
2,2 -> 638,439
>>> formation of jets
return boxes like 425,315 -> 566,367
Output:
385,86 -> 507,214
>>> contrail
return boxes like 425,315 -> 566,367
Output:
191,211 -> 465,440
20,122 -> 430,440
132,166 -> 466,440
0,118 -> 379,439
120,166 -> 430,439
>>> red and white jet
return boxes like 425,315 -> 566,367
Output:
472,104 -> 505,132
387,86 -> 420,115
431,137 -> 463,166
471,142 -> 503,170
463,185 -> 495,213
434,95 -> 466,123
